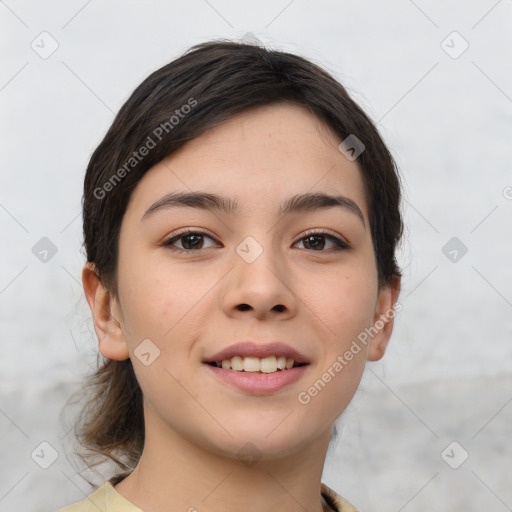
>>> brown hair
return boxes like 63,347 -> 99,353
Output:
68,39 -> 403,485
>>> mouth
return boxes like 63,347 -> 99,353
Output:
202,341 -> 311,394
204,341 -> 310,369
203,358 -> 310,395
205,356 -> 309,373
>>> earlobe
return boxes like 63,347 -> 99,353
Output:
367,277 -> 401,362
82,262 -> 130,361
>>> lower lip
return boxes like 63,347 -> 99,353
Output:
203,363 -> 309,394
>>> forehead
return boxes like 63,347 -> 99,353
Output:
125,103 -> 369,223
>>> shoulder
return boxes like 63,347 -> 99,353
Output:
59,481 -> 356,512
58,481 -> 142,512
321,482 -> 360,512
58,483 -> 108,512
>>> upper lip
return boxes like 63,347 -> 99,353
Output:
204,341 -> 310,364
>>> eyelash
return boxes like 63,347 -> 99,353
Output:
161,228 -> 350,253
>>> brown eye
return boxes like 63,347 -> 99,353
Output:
302,234 -> 327,250
163,231 -> 218,251
296,232 -> 349,251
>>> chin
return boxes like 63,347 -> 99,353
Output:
205,423 -> 317,462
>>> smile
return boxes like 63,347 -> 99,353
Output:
204,359 -> 310,395
207,355 -> 307,373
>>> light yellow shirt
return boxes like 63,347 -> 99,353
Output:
58,481 -> 359,512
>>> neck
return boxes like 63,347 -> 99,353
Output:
114,409 -> 334,512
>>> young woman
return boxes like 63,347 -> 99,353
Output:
60,39 -> 403,512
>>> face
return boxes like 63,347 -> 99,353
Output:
86,103 -> 399,461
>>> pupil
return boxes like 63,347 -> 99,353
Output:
184,234 -> 202,249
305,235 -> 324,250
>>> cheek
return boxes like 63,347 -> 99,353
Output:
117,248 -> 206,341
295,280 -> 373,425
305,262 -> 377,344
294,263 -> 376,410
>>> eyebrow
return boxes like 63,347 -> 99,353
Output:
141,191 -> 365,228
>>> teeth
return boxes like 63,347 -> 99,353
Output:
231,356 -> 244,371
260,356 -> 277,373
218,356 -> 297,373
243,357 -> 261,372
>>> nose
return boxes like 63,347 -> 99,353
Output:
221,241 -> 298,321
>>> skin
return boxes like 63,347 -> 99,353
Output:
83,103 -> 400,512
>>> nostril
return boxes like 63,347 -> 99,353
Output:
238,304 -> 251,311
273,304 -> 285,312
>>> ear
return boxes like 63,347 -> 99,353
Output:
82,262 -> 130,361
367,276 -> 401,362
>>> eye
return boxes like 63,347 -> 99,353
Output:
162,230 -> 219,251
295,230 -> 350,251
161,229 -> 349,253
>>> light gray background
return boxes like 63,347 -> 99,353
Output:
1,1 -> 511,511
